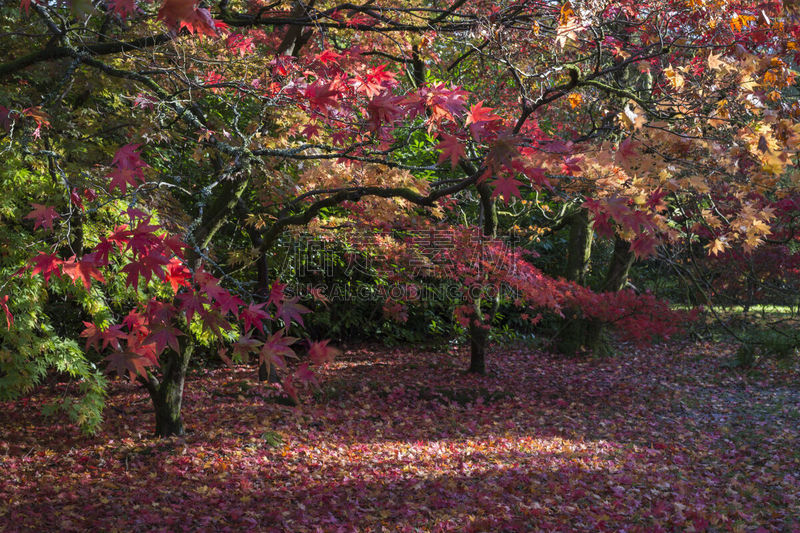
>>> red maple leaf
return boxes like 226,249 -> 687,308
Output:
162,235 -> 186,258
145,298 -> 177,325
603,196 -> 631,224
213,289 -> 244,318
560,155 -> 583,175
240,302 -> 270,334
105,351 -> 155,382
177,290 -> 209,323
491,175 -> 523,204
436,133 -> 466,169
122,310 -> 149,336
281,373 -> 299,403
315,49 -> 342,65
180,7 -> 220,37
28,252 -> 63,283
267,280 -> 286,309
108,166 -> 144,194
164,258 -> 191,294
465,101 -> 502,141
301,122 -> 320,139
308,340 -> 339,366
615,136 -> 638,163
630,234 -> 658,258
106,0 -> 136,19
80,321 -> 102,352
425,83 -> 468,123
465,101 -> 500,125
355,64 -> 397,97
61,254 -> 106,290
231,332 -> 263,359
108,144 -> 148,194
366,94 -> 404,132
112,143 -> 144,167
259,330 -> 298,369
25,204 -> 59,231
69,188 -> 83,210
225,33 -> 254,56
156,0 -> 196,29
646,188 -> 668,212
120,263 -> 147,291
293,362 -> 318,386
100,324 -> 127,351
198,308 -> 231,339
143,325 -> 183,355
107,224 -> 131,246
276,297 -> 310,327
120,251 -> 168,290
125,223 -> 162,255
520,164 -> 550,190
305,81 -> 341,113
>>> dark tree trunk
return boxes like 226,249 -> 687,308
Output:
253,253 -> 282,383
584,236 -> 636,352
467,183 -> 498,373
468,323 -> 488,374
557,210 -> 594,354
600,236 -> 636,293
258,359 -> 282,383
146,343 -> 193,437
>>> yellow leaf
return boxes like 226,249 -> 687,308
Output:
567,93 -> 583,109
664,65 -> 685,90
707,51 -> 725,71
706,237 -> 729,256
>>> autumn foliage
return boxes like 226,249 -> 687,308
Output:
1,0 -> 799,502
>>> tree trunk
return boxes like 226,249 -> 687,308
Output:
564,209 -> 593,285
253,253 -> 282,383
600,236 -> 636,293
468,322 -> 488,374
584,236 -> 635,352
467,183 -> 497,373
258,359 -> 281,383
147,343 -> 193,437
557,210 -> 594,354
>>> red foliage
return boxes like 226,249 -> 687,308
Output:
16,146 -> 331,401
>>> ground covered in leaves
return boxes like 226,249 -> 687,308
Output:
1,342 -> 799,532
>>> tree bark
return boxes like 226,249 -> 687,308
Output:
468,323 -> 488,374
584,236 -> 635,352
147,343 -> 194,437
564,209 -> 593,285
557,210 -> 594,354
467,182 -> 498,374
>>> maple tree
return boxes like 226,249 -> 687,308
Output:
2,0 -> 799,434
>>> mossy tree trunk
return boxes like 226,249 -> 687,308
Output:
557,209 -> 594,354
142,342 -> 194,437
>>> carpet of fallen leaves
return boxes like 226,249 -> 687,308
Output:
1,341 -> 799,532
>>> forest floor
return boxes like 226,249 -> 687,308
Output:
1,341 -> 799,532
